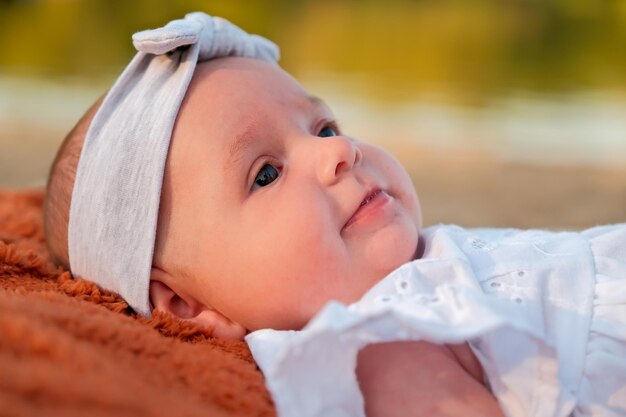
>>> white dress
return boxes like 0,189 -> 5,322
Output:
246,224 -> 626,417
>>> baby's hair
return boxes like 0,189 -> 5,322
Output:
44,95 -> 104,268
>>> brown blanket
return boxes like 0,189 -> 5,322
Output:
0,188 -> 275,417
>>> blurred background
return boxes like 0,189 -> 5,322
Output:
0,0 -> 624,228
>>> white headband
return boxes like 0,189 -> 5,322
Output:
68,12 -> 280,315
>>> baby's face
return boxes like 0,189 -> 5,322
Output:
161,57 -> 421,331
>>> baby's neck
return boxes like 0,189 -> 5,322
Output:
413,234 -> 426,260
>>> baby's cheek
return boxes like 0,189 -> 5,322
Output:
393,170 -> 421,227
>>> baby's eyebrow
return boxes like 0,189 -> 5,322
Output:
307,94 -> 327,110
227,121 -> 259,170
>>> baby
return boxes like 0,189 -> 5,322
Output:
44,12 -> 625,417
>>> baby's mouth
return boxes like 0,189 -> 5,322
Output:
343,188 -> 389,230
359,189 -> 382,207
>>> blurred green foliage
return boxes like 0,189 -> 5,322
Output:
0,0 -> 624,103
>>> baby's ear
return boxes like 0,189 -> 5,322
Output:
149,268 -> 247,340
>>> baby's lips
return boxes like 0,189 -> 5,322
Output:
342,186 -> 382,231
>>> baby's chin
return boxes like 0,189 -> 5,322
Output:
367,223 -> 420,273
349,236 -> 419,305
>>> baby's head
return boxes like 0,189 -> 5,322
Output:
44,14 -> 422,339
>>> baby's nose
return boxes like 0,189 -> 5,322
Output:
317,136 -> 362,186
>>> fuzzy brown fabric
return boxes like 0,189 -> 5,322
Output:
0,188 -> 275,417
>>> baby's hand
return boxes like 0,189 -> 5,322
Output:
356,341 -> 504,417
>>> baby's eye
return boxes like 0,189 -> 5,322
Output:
254,164 -> 279,188
318,125 -> 338,138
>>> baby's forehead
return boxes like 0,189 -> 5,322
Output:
186,57 -> 317,116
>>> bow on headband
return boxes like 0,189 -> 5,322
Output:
133,12 -> 278,61
69,12 -> 279,315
